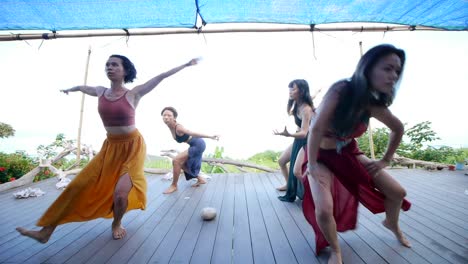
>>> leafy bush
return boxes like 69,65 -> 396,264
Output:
0,122 -> 15,139
443,149 -> 467,164
202,146 -> 226,173
58,157 -> 90,170
33,167 -> 55,182
357,121 -> 464,164
37,133 -> 75,159
410,146 -> 457,163
144,158 -> 172,169
0,151 -> 36,183
404,121 -> 440,152
357,127 -> 390,159
247,150 -> 281,169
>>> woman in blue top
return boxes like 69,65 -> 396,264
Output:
161,106 -> 219,194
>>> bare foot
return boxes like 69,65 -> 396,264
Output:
16,227 -> 52,244
382,220 -> 411,247
163,185 -> 178,194
112,223 -> 127,240
328,250 -> 343,264
192,176 -> 207,187
276,185 -> 287,191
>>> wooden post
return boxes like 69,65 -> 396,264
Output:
76,47 -> 92,163
359,41 -> 376,159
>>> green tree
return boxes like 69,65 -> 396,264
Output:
357,127 -> 390,158
403,121 -> 440,152
202,146 -> 226,173
0,151 -> 35,183
0,122 -> 15,139
410,146 -> 458,163
37,133 -> 75,159
248,150 -> 281,169
357,121 -> 444,162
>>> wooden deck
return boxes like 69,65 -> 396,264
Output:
0,169 -> 467,264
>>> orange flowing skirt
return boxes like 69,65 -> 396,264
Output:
37,130 -> 147,226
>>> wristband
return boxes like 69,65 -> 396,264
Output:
307,163 -> 318,171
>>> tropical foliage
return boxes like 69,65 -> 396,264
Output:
0,151 -> 35,183
0,122 -> 15,139
36,133 -> 74,159
357,121 -> 465,164
1,121 -> 466,184
202,146 -> 227,173
247,150 -> 281,170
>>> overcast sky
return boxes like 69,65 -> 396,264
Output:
0,29 -> 467,159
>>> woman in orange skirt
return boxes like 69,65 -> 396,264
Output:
16,55 -> 200,243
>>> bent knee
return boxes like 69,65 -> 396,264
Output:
396,187 -> 407,200
388,187 -> 407,201
172,158 -> 183,166
293,167 -> 304,180
114,192 -> 128,204
278,158 -> 288,167
315,206 -> 333,223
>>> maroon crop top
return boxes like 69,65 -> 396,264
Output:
98,91 -> 135,127
324,122 -> 368,140
324,122 -> 368,153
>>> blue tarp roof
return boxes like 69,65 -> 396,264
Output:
1,0 -> 467,31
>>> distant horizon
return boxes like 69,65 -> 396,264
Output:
1,124 -> 466,160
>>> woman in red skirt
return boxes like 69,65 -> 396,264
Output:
304,44 -> 411,264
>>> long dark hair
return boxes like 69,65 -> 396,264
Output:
286,79 -> 314,116
109,54 -> 137,83
332,44 -> 405,137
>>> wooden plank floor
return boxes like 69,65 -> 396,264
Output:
0,169 -> 467,264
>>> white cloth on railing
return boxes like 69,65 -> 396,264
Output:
13,187 -> 45,199
56,177 -> 71,189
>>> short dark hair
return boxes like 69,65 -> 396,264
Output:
109,54 -> 137,83
161,106 -> 178,118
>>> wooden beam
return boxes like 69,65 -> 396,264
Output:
0,25 -> 446,42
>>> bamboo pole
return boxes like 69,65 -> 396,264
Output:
359,41 -> 376,159
0,25 -> 446,42
76,47 -> 92,163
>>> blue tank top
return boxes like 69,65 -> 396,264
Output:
174,124 -> 191,143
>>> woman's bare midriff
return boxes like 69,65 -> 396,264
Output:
105,125 -> 137,135
320,137 -> 352,150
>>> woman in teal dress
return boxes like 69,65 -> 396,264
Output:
274,79 -> 315,202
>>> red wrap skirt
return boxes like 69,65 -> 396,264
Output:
302,140 -> 411,254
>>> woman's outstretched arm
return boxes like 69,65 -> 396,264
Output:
176,124 -> 219,141
132,58 -> 200,99
60,86 -> 104,97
